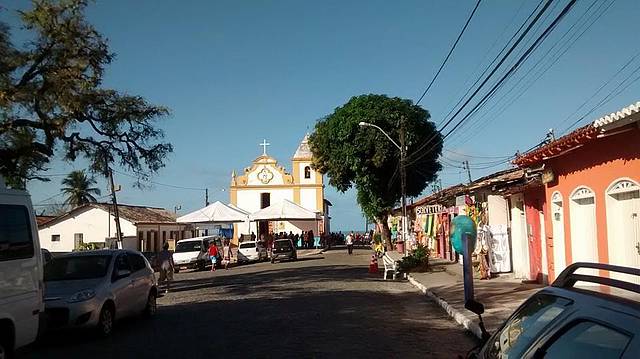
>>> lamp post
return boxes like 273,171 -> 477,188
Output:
359,121 -> 408,255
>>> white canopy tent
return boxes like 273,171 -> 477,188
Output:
249,199 -> 320,221
177,201 -> 249,223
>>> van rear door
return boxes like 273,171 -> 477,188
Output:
0,199 -> 43,350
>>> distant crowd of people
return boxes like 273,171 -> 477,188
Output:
250,230 -> 317,249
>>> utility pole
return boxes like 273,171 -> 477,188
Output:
464,160 -> 472,184
108,167 -> 123,248
399,119 -> 408,255
205,188 -> 209,206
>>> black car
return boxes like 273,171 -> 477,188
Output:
271,239 -> 297,263
467,262 -> 640,358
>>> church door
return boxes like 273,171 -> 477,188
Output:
259,193 -> 271,238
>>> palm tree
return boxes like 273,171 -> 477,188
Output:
61,170 -> 101,207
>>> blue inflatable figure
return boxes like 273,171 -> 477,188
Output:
449,215 -> 477,255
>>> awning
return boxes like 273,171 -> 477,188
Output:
177,201 -> 249,223
250,199 -> 320,221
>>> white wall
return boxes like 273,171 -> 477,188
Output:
39,207 -> 137,252
236,188 -> 294,212
300,188 -> 319,211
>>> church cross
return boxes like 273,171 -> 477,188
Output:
259,139 -> 270,155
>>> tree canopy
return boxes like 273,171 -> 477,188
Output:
61,170 -> 100,207
309,94 -> 442,239
0,0 -> 172,188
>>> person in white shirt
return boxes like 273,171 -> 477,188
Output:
346,232 -> 354,255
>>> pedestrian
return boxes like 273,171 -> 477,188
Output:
308,230 -> 315,249
346,231 -> 354,255
158,242 -> 174,293
251,231 -> 256,241
208,241 -> 219,271
222,238 -> 233,270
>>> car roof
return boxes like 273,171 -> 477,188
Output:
56,249 -> 141,257
177,236 -> 220,243
240,241 -> 257,244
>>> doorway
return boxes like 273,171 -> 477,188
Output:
606,179 -> 640,284
569,187 -> 598,277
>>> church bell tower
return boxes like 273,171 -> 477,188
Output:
292,134 -> 323,212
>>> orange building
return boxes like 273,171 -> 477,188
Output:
514,102 -> 640,282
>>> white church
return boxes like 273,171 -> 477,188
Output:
230,135 -> 331,242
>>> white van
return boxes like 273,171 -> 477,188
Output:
173,236 -> 221,272
0,177 -> 44,358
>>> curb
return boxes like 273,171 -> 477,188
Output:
407,274 -> 482,339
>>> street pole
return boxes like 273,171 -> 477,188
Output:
108,167 -> 123,248
464,160 -> 472,184
399,121 -> 408,256
205,188 -> 209,206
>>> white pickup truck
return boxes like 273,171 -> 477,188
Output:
0,177 -> 44,358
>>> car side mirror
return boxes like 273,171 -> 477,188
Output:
116,269 -> 131,279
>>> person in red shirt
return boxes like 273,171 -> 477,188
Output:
208,242 -> 219,272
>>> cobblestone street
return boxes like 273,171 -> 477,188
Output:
23,249 -> 477,358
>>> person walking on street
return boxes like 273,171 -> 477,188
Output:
158,242 -> 174,294
222,239 -> 233,270
346,232 -> 354,255
208,241 -> 219,272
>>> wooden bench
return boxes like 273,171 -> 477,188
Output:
383,254 -> 399,280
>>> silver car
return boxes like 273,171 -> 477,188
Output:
43,249 -> 158,336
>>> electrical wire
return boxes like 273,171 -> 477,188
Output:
408,0 -> 554,164
112,169 -> 205,191
448,0 -> 612,148
408,0 -> 578,168
415,0 -> 483,105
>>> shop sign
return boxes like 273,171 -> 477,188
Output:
542,168 -> 555,184
415,205 -> 443,215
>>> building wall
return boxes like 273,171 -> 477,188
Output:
39,207 -> 137,252
524,188 -> 545,283
236,188 -> 294,213
542,126 -> 640,281
300,188 -> 319,212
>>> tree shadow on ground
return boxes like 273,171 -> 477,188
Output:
31,288 -> 478,359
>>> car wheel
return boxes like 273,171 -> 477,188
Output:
198,260 -> 205,271
174,267 -> 180,273
97,305 -> 115,337
144,290 -> 157,317
271,258 -> 275,264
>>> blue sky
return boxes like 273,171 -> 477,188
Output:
3,0 -> 639,231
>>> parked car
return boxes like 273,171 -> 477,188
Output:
173,236 -> 222,272
0,177 -> 44,359
467,262 -> 640,358
43,249 -> 157,337
271,239 -> 297,263
237,241 -> 268,264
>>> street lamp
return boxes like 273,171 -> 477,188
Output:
359,121 -> 408,255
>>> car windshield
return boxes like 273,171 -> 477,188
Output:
44,255 -> 112,281
274,240 -> 291,249
240,242 -> 256,249
176,241 -> 202,252
487,293 -> 572,358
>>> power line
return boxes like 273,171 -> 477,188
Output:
447,0 -> 612,148
409,0 -> 578,168
443,148 -> 513,159
112,169 -> 205,191
561,65 -> 640,132
408,0 -> 554,164
415,0 -> 483,105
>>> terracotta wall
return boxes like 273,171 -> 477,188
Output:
542,126 -> 640,281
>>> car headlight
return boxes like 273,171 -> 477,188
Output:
67,289 -> 96,303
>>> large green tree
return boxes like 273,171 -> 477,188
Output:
61,170 -> 100,207
0,0 -> 172,188
309,94 -> 442,247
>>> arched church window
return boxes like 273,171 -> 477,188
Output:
304,166 -> 311,179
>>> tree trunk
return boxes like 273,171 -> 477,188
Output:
378,215 -> 393,251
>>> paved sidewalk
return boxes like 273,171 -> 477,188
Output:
406,258 -> 543,339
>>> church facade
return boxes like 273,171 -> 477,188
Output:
230,135 -> 330,243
